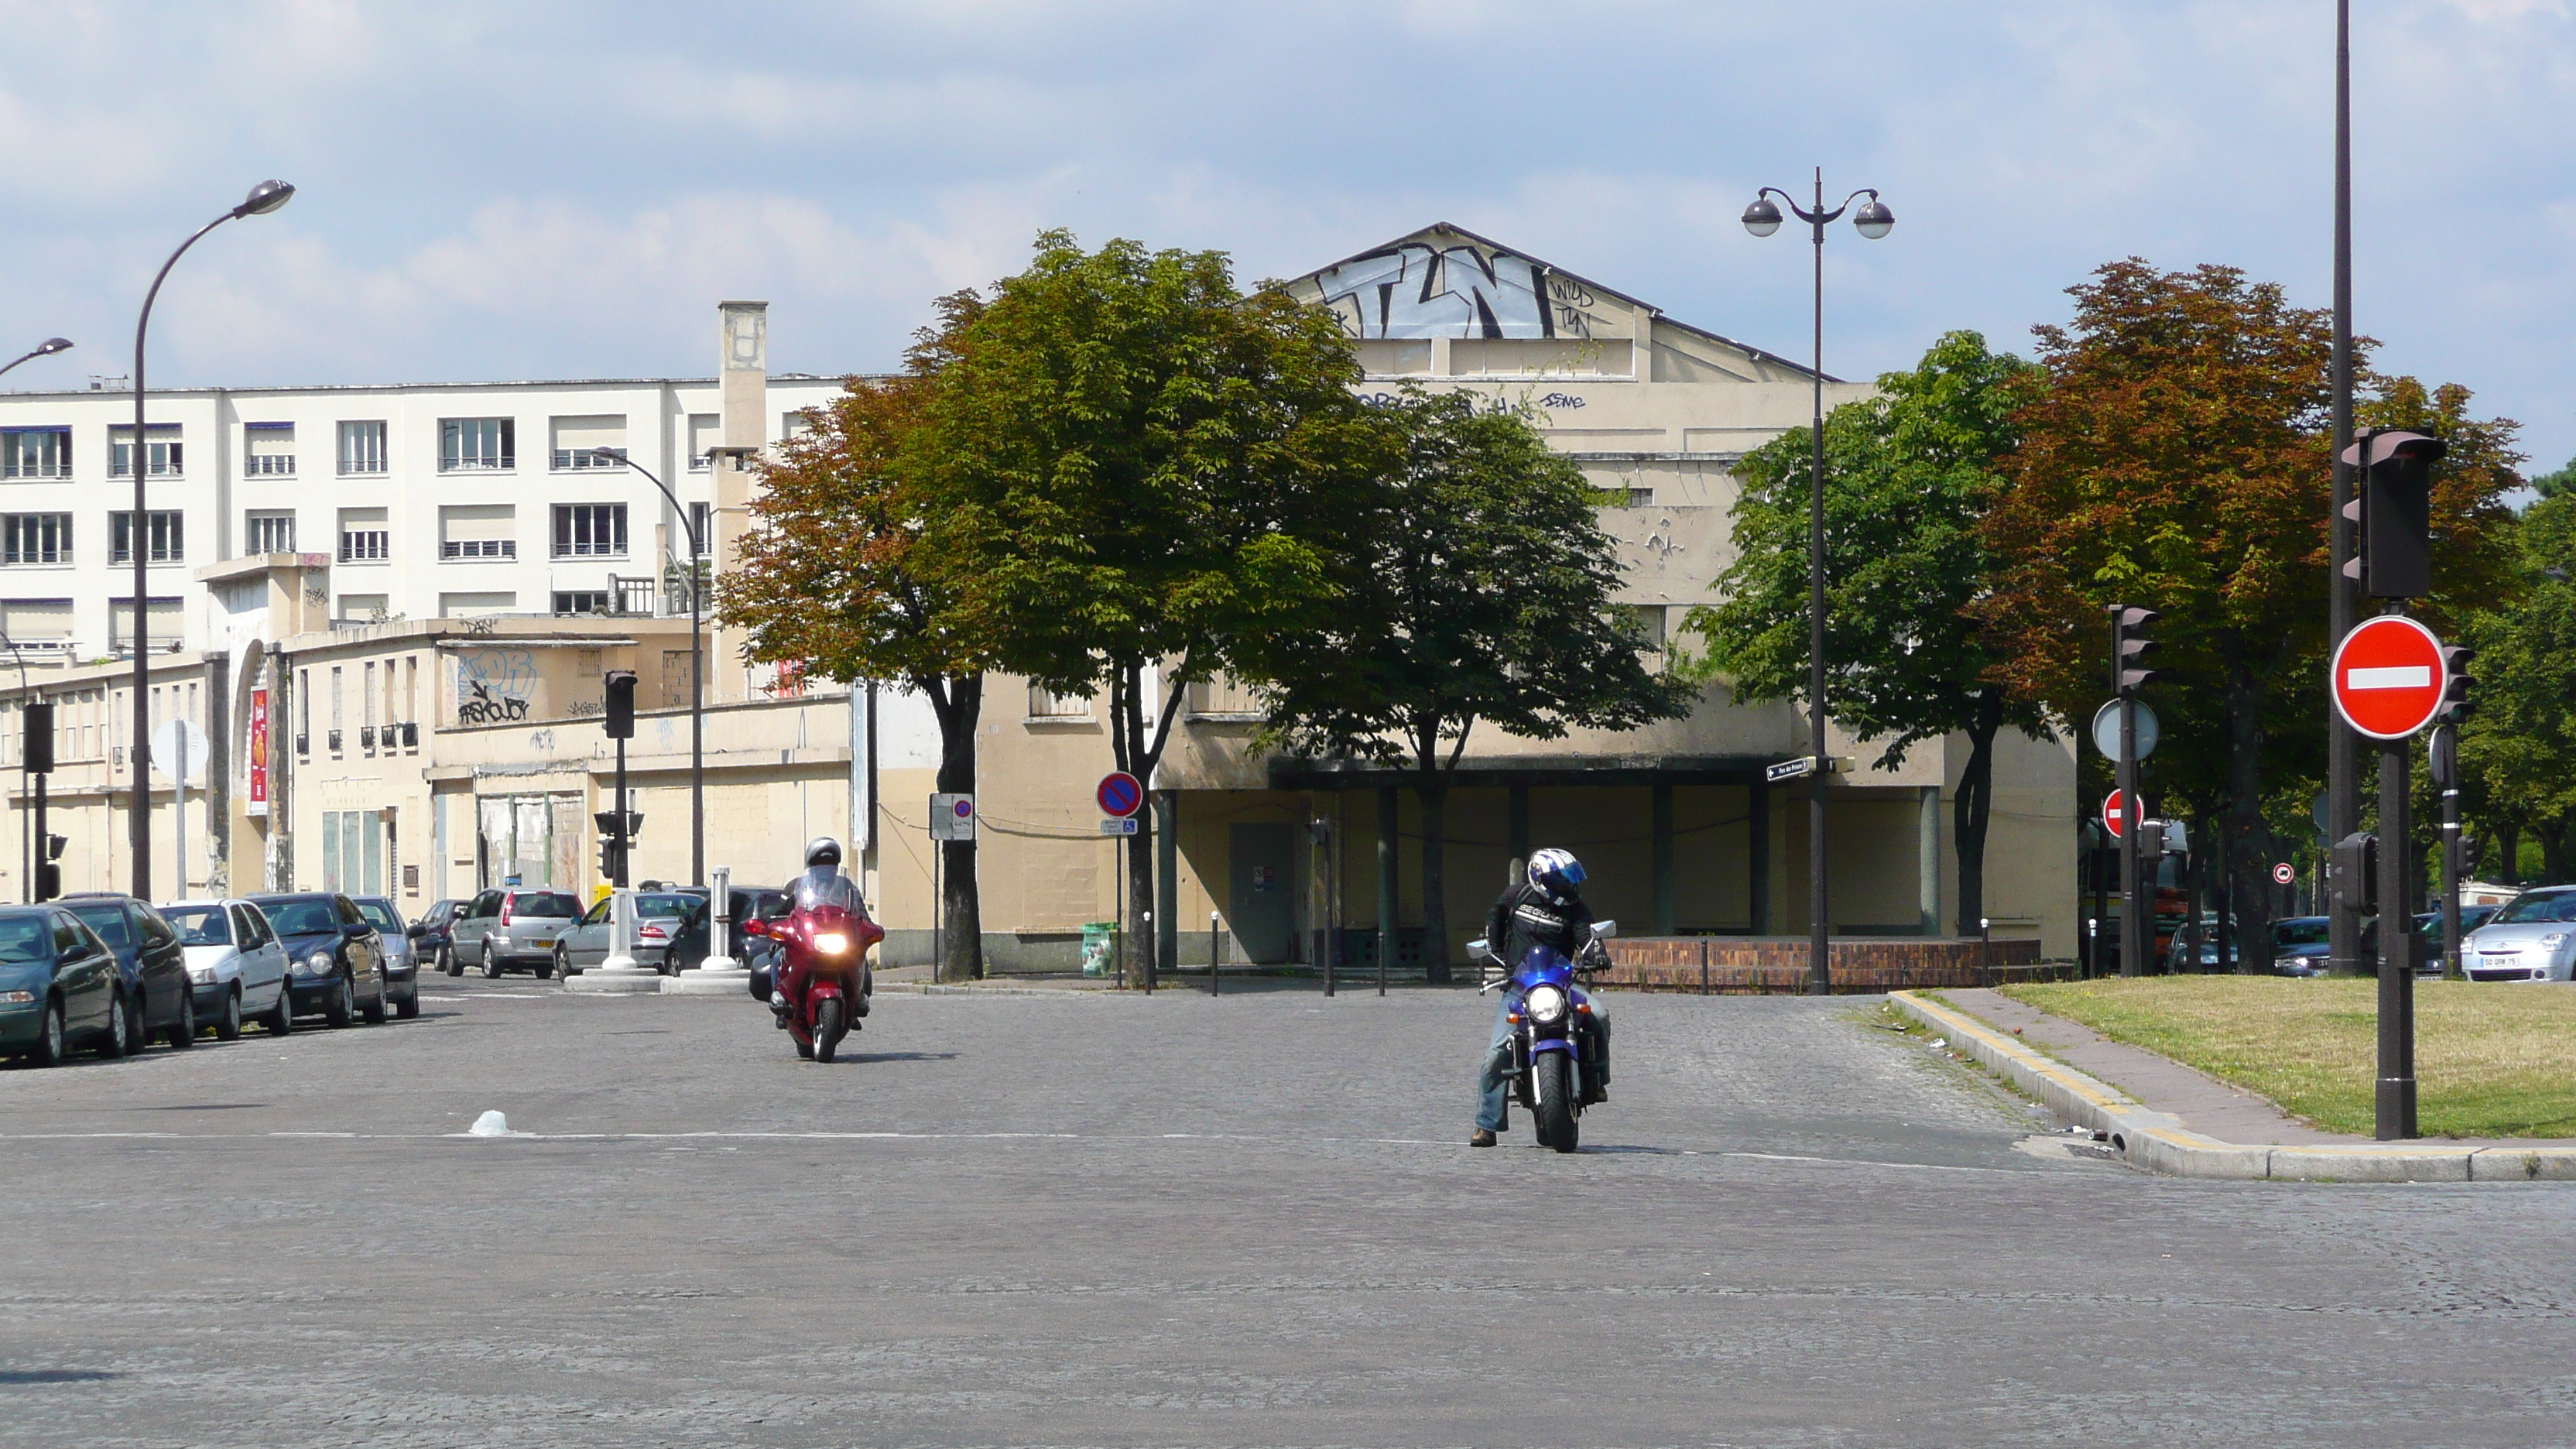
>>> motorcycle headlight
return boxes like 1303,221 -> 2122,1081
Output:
1525,983 -> 1569,1025
814,932 -> 851,956
301,950 -> 335,976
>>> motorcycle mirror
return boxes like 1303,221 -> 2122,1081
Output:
1591,920 -> 1618,940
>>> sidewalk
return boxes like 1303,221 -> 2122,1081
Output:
1892,988 -> 2576,1182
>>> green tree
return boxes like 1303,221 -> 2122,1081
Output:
2458,492 -> 2576,882
918,231 -> 1389,984
716,299 -> 995,979
2529,457 -> 2575,500
1240,391 -> 1691,978
1683,331 -> 2050,929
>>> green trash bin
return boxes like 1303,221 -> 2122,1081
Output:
1081,921 -> 1119,978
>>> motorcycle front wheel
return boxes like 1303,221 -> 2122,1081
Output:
812,996 -> 845,1064
1534,1051 -> 1578,1153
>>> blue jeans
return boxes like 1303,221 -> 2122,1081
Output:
1477,995 -> 1609,1132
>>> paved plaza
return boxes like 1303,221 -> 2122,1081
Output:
4,978 -> 2574,1447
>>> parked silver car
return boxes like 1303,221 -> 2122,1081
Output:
555,891 -> 702,976
446,887 -> 582,978
2462,886 -> 2576,982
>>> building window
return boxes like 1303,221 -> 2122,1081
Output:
551,415 -> 629,471
109,425 -> 183,478
553,590 -> 613,615
245,421 -> 295,475
339,420 -> 388,474
244,511 -> 296,554
0,598 -> 73,649
338,507 -> 389,563
438,504 -> 516,560
111,511 -> 185,564
1,427 -> 71,479
687,501 -> 713,553
552,503 -> 627,558
438,417 -> 513,472
3,513 -> 73,565
687,413 -> 720,471
321,810 -> 385,895
109,596 -> 181,655
1028,683 -> 1092,718
1615,604 -> 1668,652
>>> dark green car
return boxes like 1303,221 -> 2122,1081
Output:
0,905 -> 135,1064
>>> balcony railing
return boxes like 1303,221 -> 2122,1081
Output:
327,728 -> 343,754
246,455 -> 296,475
339,458 -> 388,475
553,448 -> 626,470
440,540 -> 515,560
437,455 -> 512,473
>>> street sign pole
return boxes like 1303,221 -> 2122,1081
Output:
2377,708 -> 2416,1139
2113,608 -> 2145,979
2434,724 -> 2463,982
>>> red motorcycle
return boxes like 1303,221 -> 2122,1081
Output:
745,869 -> 882,1063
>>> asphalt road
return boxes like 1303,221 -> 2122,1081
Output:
4,975 -> 2574,1448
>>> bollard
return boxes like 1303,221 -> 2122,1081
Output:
1209,910 -> 1221,996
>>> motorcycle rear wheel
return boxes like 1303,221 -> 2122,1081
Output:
1534,1052 -> 1578,1153
813,997 -> 845,1064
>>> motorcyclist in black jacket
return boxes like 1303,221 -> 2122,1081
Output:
1471,848 -> 1610,1146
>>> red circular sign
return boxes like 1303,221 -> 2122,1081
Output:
2273,862 -> 2296,886
2101,789 -> 2142,839
1096,772 -> 1144,819
2331,615 -> 2447,740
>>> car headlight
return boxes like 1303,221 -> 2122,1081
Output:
1525,983 -> 1569,1025
2543,933 -> 2567,951
814,932 -> 851,956
300,950 -> 335,977
188,966 -> 214,984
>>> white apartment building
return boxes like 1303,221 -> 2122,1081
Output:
0,303 -> 843,658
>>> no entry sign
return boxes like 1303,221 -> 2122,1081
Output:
2102,789 -> 2143,839
1096,771 -> 1144,819
2331,615 -> 2448,740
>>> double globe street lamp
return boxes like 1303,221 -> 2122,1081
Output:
1742,170 -> 1891,996
128,180 -> 295,899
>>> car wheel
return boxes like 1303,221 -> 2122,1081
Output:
480,944 -> 502,981
361,975 -> 388,1025
166,988 -> 197,1050
215,985 -> 243,1042
265,985 -> 295,1036
324,974 -> 354,1029
437,944 -> 456,977
553,945 -> 570,978
98,991 -> 131,1059
395,982 -> 420,1019
534,955 -> 554,981
31,998 -> 66,1067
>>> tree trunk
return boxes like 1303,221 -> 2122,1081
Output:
1954,693 -> 2003,931
929,673 -> 984,981
1108,659 -> 1194,992
2496,818 -> 2521,886
2540,820 -> 2572,886
2224,668 -> 2276,973
1416,766 -> 1451,985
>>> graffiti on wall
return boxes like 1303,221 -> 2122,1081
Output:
1312,238 -> 1605,341
455,649 -> 536,725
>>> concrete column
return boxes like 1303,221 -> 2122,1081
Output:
1651,779 -> 1675,937
1918,785 -> 1943,937
666,863 -> 752,994
1749,783 -> 1771,935
570,887 -> 660,994
710,300 -> 767,704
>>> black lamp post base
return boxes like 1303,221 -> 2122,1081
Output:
2376,1077 -> 2417,1141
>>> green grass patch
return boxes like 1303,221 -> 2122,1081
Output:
2001,978 -> 2576,1139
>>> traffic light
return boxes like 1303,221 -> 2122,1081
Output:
598,838 -> 625,880
2340,428 -> 2448,599
2112,605 -> 2161,697
2430,724 -> 2458,790
2437,643 -> 2475,724
22,701 -> 52,775
603,670 -> 636,740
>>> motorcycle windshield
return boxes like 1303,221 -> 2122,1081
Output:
1516,944 -> 1574,988
793,869 -> 865,916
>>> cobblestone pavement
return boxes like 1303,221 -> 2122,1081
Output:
4,977 -> 2574,1447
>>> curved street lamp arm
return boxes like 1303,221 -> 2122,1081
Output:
134,213 -> 237,396
599,454 -> 702,557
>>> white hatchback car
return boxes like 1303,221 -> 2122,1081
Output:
161,899 -> 295,1038
2462,886 -> 2576,983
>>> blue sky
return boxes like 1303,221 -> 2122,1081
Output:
5,1 -> 2572,471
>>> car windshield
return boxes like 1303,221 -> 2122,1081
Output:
0,916 -> 50,963
259,899 -> 341,936
512,892 -> 578,918
636,893 -> 697,919
2273,919 -> 2330,947
2490,891 -> 2576,925
355,900 -> 402,933
163,906 -> 231,946
66,903 -> 132,950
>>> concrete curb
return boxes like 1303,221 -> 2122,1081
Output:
1886,990 -> 2576,1184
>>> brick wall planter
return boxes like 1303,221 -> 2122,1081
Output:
1598,937 -> 2067,994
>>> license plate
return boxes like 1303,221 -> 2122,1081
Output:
527,937 -> 554,949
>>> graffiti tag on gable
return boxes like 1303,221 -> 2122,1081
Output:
456,649 -> 536,725
1315,239 -> 1604,341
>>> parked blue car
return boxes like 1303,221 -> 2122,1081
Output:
0,906 -> 127,1064
60,893 -> 198,1050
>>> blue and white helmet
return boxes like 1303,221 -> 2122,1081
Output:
1528,848 -> 1585,895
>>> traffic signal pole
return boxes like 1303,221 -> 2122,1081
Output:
2376,725 -> 2416,1138
2328,0 -> 2365,984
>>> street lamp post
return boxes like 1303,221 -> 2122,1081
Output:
128,181 -> 293,899
0,337 -> 73,382
592,450 -> 704,888
1743,169 -> 1893,997
0,635 -> 30,901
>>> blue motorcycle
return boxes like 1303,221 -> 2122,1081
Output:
1471,920 -> 1615,1153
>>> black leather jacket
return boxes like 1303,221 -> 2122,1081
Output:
1484,880 -> 1595,969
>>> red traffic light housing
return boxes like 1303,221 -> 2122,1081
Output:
2340,429 -> 2448,600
